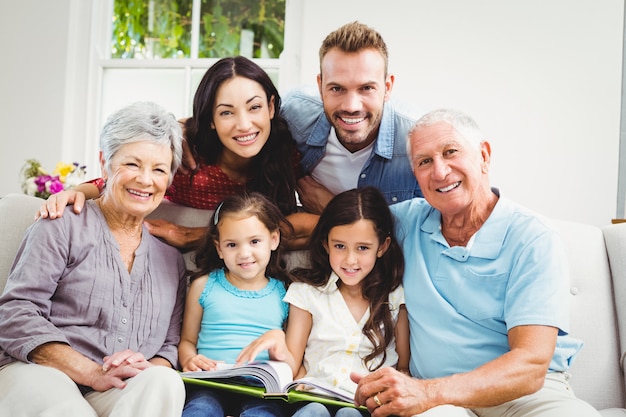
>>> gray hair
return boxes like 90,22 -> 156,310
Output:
407,108 -> 485,155
100,102 -> 183,185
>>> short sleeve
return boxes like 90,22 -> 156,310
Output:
284,282 -> 314,312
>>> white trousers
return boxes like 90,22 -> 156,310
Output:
0,361 -> 185,417
414,373 -> 601,417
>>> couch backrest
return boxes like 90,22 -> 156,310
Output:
0,194 -> 624,410
0,194 -> 44,292
553,219 -> 624,409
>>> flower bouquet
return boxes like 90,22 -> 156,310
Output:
20,159 -> 87,199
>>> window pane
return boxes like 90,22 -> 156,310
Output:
111,0 -> 193,58
198,0 -> 285,58
111,0 -> 285,59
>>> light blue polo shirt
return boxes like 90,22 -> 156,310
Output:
390,192 -> 583,379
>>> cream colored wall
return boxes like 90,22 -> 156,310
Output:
0,0 -> 71,198
1,0 -> 623,227
282,0 -> 624,226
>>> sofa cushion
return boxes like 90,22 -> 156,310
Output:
554,219 -> 624,409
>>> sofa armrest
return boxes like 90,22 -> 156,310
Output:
604,222 -> 626,373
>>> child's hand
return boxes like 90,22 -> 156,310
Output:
181,354 -> 221,372
236,329 -> 289,365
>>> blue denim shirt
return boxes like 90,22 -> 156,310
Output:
281,86 -> 423,204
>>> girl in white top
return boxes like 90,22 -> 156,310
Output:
285,187 -> 410,417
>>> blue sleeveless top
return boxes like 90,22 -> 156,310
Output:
196,268 -> 288,363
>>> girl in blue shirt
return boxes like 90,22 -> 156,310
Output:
179,192 -> 291,417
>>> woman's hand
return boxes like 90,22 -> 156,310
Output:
36,189 -> 86,220
143,218 -> 204,249
177,120 -> 198,174
102,350 -> 151,372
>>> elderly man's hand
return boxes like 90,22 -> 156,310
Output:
352,367 -> 434,417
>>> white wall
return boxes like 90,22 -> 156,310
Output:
1,0 -> 623,228
0,0 -> 71,197
282,0 -> 624,226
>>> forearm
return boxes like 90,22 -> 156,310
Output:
28,342 -> 102,387
143,220 -> 206,249
282,212 -> 319,250
424,349 -> 549,409
73,182 -> 101,199
178,340 -> 198,370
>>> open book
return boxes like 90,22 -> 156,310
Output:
180,360 -> 362,408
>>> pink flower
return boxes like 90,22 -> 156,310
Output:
48,177 -> 64,194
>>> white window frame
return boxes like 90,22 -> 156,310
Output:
68,0 -> 285,175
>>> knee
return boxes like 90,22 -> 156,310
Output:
334,408 -> 364,417
293,402 -> 331,417
185,389 -> 221,407
144,366 -> 184,391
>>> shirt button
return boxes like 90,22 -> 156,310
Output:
121,318 -> 128,324
360,173 -> 366,179
391,196 -> 398,202
117,337 -> 124,343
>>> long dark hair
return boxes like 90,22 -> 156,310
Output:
191,192 -> 289,285
185,56 -> 298,215
290,187 -> 404,370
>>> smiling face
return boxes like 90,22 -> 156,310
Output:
100,140 -> 172,219
409,122 -> 492,218
324,219 -> 390,289
317,48 -> 393,153
214,214 -> 280,290
211,76 -> 275,161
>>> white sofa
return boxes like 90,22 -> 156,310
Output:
1,193 -> 626,415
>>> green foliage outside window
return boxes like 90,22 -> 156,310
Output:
111,0 -> 285,59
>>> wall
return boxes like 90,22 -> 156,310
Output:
0,0 -> 71,197
1,0 -> 623,227
282,0 -> 624,226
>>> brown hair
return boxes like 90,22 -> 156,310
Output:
290,187 -> 404,370
318,21 -> 389,76
192,192 -> 290,284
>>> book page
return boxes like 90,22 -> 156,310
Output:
283,376 -> 355,403
180,360 -> 294,393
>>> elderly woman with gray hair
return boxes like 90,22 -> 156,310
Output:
0,102 -> 187,417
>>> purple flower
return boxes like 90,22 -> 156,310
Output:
48,177 -> 64,194
34,175 -> 53,193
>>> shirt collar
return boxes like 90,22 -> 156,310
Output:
306,102 -> 395,160
421,188 -> 507,260
373,101 -> 395,159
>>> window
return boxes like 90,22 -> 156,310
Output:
82,0 -> 285,173
101,0 -> 285,118
111,0 -> 285,59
